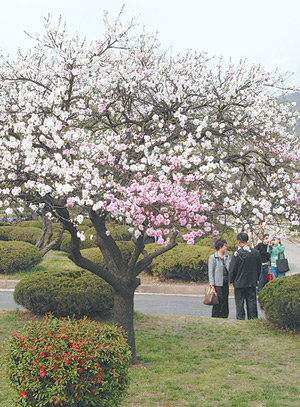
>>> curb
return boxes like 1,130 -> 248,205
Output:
0,279 -> 19,289
136,284 -> 235,296
0,279 -> 235,296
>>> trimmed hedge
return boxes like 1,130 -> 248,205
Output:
0,241 -> 42,274
14,268 -> 114,317
82,241 -> 214,282
60,230 -> 97,253
143,243 -> 215,281
258,274 -> 300,331
81,241 -> 135,265
60,226 -> 132,253
7,316 -> 131,406
0,226 -> 41,245
197,229 -> 238,250
0,226 -> 13,240
17,220 -> 44,229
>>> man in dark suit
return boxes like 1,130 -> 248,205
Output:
229,232 -> 262,320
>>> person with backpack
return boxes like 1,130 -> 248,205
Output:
267,236 -> 286,279
229,232 -> 261,320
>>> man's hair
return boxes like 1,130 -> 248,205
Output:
263,234 -> 269,239
237,232 -> 249,243
215,238 -> 227,251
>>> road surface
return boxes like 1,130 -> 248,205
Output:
0,290 -> 265,319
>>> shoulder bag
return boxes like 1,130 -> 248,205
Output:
276,252 -> 289,274
203,286 -> 219,305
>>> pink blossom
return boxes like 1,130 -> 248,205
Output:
98,104 -> 106,113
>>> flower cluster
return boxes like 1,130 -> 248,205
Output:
6,316 -> 131,406
0,16 -> 298,244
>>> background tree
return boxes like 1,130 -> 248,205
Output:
0,16 -> 299,361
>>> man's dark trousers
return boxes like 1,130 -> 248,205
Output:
257,263 -> 269,294
234,287 -> 258,320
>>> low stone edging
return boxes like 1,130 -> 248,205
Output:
0,279 -> 236,295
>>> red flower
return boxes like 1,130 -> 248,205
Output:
40,371 -> 45,378
19,390 -> 25,397
92,389 -> 96,393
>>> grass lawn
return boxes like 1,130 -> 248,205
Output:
0,311 -> 299,407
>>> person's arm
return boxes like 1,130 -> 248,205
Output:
256,251 -> 262,282
208,255 -> 215,286
229,253 -> 238,283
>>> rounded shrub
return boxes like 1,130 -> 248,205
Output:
14,268 -> 114,317
82,241 -> 135,265
197,229 -> 237,251
7,315 -> 131,406
17,220 -> 43,229
258,274 -> 300,331
143,243 -> 214,281
0,226 -> 41,245
0,241 -> 42,274
60,230 -> 97,253
61,229 -> 133,253
0,226 -> 13,241
81,218 -> 93,227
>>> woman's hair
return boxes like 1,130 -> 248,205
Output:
273,236 -> 281,244
215,238 -> 227,251
237,232 -> 249,243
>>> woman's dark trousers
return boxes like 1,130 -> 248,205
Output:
212,284 -> 229,318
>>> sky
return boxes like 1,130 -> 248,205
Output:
0,0 -> 299,86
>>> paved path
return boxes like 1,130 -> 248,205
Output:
283,238 -> 300,276
134,293 -> 265,319
0,290 -> 265,319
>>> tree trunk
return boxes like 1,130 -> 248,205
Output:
112,286 -> 138,364
39,223 -> 65,256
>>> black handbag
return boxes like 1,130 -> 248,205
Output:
276,253 -> 289,274
203,286 -> 219,305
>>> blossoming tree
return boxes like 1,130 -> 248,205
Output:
0,17 -> 299,361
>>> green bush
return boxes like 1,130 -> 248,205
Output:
18,220 -> 67,233
60,230 -> 97,253
143,243 -> 214,281
0,241 -> 42,274
197,229 -> 237,251
0,226 -> 13,241
17,220 -> 43,229
6,316 -> 131,406
258,274 -> 300,331
0,226 -> 41,245
81,218 -> 93,227
14,268 -> 114,317
60,227 -> 133,253
81,241 -> 135,265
